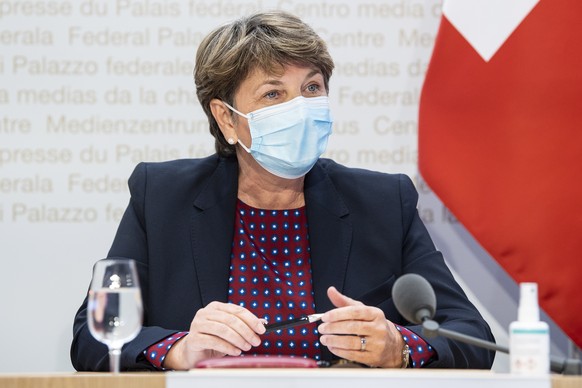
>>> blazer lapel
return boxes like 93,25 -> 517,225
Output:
305,163 -> 353,314
305,163 -> 353,362
190,157 -> 238,307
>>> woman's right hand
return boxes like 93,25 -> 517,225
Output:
163,301 -> 266,370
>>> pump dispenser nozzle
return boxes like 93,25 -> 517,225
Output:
518,282 -> 540,322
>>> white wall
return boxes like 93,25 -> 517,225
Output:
0,0 -> 571,372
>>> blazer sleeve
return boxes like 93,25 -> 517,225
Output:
397,174 -> 496,369
70,163 -> 180,371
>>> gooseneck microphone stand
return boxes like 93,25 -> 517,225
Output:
420,316 -> 581,375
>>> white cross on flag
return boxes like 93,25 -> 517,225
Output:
419,0 -> 582,347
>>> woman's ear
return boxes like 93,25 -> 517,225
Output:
209,98 -> 237,142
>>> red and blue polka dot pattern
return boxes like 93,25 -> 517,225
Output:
395,325 -> 436,367
228,200 -> 321,360
144,331 -> 188,370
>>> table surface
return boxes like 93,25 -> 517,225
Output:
0,370 -> 580,388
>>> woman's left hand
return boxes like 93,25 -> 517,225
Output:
318,286 -> 405,368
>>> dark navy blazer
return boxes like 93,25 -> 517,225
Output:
71,155 -> 495,371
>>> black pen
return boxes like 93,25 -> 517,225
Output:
263,313 -> 324,334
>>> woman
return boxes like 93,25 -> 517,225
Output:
71,10 -> 495,371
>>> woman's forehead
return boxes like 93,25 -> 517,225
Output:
245,64 -> 322,83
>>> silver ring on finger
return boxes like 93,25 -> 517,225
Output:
360,336 -> 367,352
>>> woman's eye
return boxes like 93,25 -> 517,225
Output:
306,83 -> 320,93
264,90 -> 279,99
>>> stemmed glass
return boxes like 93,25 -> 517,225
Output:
87,259 -> 143,373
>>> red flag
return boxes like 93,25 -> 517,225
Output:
419,0 -> 582,347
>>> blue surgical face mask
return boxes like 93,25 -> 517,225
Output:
223,96 -> 333,179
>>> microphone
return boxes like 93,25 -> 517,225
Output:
392,273 -> 581,375
392,273 -> 436,324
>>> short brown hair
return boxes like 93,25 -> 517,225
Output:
194,10 -> 335,157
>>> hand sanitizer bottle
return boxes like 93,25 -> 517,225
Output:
509,283 -> 550,374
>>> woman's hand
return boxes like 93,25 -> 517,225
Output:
318,286 -> 405,368
164,301 -> 266,370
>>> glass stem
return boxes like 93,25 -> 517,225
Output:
109,348 -> 121,373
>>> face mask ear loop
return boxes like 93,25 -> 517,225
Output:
222,101 -> 249,119
222,101 -> 252,153
237,139 -> 252,153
